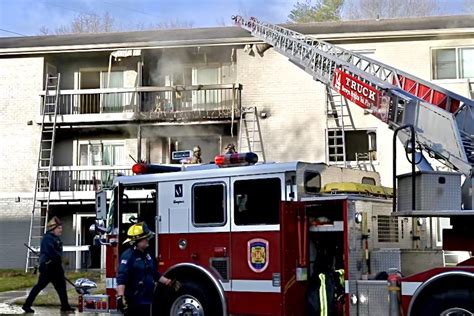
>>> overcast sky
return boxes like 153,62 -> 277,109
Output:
0,0 -> 469,37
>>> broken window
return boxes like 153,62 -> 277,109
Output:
327,129 -> 377,162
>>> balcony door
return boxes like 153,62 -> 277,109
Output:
78,69 -> 124,114
192,66 -> 221,110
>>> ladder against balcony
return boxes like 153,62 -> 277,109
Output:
26,74 -> 61,272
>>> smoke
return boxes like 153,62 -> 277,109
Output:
148,48 -> 194,86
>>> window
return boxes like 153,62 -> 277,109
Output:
78,141 -> 125,166
327,129 -> 376,162
304,172 -> 321,193
433,47 -> 474,80
362,177 -> 376,185
193,183 -> 226,226
234,178 -> 281,226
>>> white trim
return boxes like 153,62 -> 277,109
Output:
231,280 -> 280,293
345,280 -> 349,294
230,224 -> 280,232
401,281 -> 422,296
219,280 -> 231,292
106,278 -> 117,289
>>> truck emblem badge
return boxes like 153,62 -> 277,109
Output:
175,184 -> 183,198
247,238 -> 269,273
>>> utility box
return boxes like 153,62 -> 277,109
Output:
397,171 -> 461,211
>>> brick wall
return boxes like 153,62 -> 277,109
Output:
237,49 -> 327,163
0,57 -> 44,193
0,197 -> 32,268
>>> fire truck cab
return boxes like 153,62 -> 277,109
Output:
88,158 -> 472,315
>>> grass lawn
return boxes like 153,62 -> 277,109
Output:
0,270 -> 103,306
0,270 -> 39,293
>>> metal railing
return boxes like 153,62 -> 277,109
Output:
49,166 -> 132,191
40,84 -> 242,120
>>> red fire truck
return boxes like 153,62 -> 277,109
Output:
81,16 -> 474,316
89,158 -> 392,315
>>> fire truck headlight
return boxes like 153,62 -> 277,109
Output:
355,212 -> 363,224
179,239 -> 187,250
350,294 -> 358,305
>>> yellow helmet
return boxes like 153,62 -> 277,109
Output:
123,222 -> 154,244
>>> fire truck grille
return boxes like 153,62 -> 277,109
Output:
210,258 -> 229,281
377,215 -> 399,243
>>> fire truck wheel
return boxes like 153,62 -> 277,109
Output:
160,281 -> 218,316
412,288 -> 474,316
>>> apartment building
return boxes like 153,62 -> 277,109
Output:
0,15 -> 473,269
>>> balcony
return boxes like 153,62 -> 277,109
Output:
38,166 -> 132,201
50,165 -> 132,191
39,84 -> 242,124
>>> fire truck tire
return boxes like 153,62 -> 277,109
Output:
155,281 -> 219,316
411,288 -> 474,316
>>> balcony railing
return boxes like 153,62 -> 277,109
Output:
50,166 -> 132,192
40,84 -> 242,121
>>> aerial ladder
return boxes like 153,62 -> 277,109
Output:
233,15 -> 474,211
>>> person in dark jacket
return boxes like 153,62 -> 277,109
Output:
22,216 -> 75,314
117,222 -> 179,315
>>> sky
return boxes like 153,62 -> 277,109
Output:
0,0 -> 470,38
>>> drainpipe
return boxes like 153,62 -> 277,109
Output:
137,124 -> 142,162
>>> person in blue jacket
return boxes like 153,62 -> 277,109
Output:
116,222 -> 178,315
22,216 -> 75,314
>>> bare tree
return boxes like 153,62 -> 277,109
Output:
133,19 -> 195,31
343,0 -> 440,20
39,12 -> 117,35
39,12 -> 195,35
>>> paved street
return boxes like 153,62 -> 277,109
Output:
0,289 -> 73,315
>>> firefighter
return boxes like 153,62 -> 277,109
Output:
190,145 -> 202,164
22,217 -> 75,314
117,222 -> 179,315
224,143 -> 236,154
307,251 -> 345,316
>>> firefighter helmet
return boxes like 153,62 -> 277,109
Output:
47,216 -> 63,231
123,222 -> 154,244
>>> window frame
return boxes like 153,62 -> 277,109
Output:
192,181 -> 227,227
75,139 -> 126,166
327,129 -> 377,163
231,176 -> 283,229
432,46 -> 474,80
